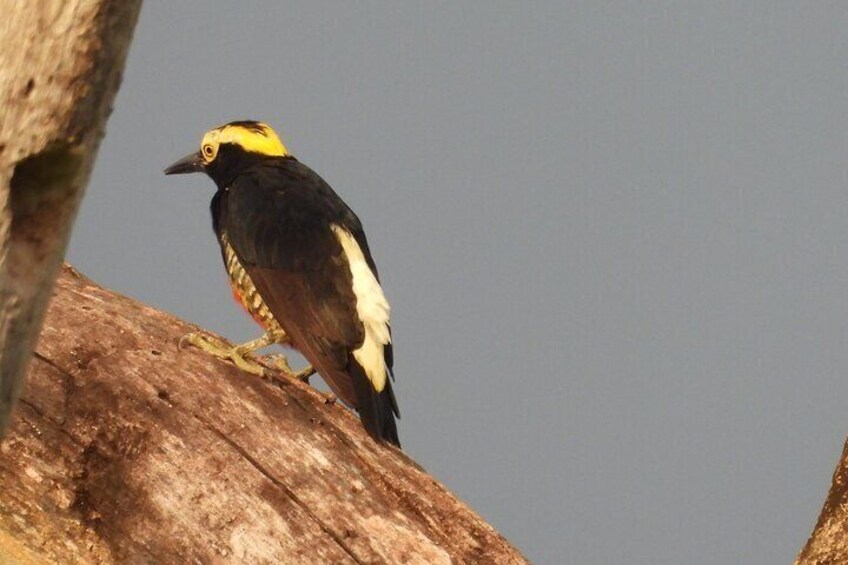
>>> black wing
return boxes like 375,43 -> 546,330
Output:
224,158 -> 399,445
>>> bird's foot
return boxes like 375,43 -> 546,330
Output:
263,354 -> 315,383
179,332 -> 268,376
295,365 -> 317,383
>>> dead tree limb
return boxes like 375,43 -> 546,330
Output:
796,439 -> 848,564
0,265 -> 528,564
0,0 -> 142,435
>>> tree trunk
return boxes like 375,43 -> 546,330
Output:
0,0 -> 142,435
0,265 -> 528,564
796,439 -> 848,564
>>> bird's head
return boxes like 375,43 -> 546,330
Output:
164,120 -> 289,187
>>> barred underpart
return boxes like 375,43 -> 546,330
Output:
220,234 -> 281,331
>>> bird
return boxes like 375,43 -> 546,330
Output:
164,120 -> 400,446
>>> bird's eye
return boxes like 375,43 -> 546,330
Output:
202,144 -> 214,158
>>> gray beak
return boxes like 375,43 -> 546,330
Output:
164,151 -> 204,175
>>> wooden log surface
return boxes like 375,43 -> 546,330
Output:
796,439 -> 848,564
0,265 -> 527,564
0,0 -> 142,435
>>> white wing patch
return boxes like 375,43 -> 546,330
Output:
331,225 -> 391,392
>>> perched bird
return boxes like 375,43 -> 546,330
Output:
164,121 -> 400,446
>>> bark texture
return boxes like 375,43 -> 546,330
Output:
796,439 -> 848,564
0,0 -> 142,435
0,265 -> 527,564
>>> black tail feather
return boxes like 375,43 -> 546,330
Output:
349,359 -> 400,447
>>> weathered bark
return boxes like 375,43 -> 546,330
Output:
0,0 -> 142,435
796,439 -> 848,564
0,265 -> 528,564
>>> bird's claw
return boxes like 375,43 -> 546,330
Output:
294,366 -> 316,383
179,332 -> 269,377
180,331 -> 316,382
264,354 -> 315,383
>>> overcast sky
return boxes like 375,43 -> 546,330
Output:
67,3 -> 848,563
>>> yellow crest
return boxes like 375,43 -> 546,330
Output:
199,121 -> 288,163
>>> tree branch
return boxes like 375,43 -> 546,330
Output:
0,265 -> 527,564
0,0 -> 142,435
796,439 -> 848,564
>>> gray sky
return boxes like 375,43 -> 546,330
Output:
67,3 -> 848,563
